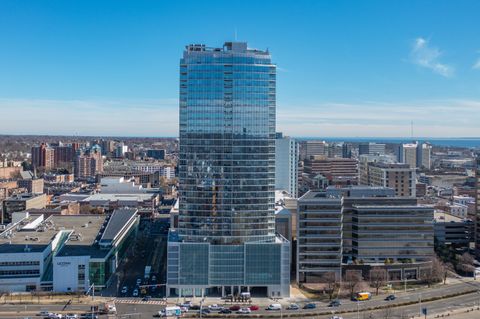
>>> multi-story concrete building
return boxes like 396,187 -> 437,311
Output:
275,133 -> 299,198
297,187 -> 432,284
31,143 -> 55,170
167,42 -> 290,298
434,212 -> 473,248
74,145 -> 103,179
352,204 -> 434,264
303,141 -> 327,159
304,156 -> 358,186
365,162 -> 416,197
1,193 -> 47,224
297,192 -> 343,283
400,143 -> 418,168
146,149 -> 166,160
358,142 -> 386,156
417,142 -> 432,169
17,178 -> 44,194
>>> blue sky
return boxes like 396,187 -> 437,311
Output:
1,0 -> 480,137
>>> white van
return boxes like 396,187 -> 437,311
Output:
267,303 -> 282,311
158,306 -> 182,317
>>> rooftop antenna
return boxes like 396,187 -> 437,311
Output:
410,120 -> 414,141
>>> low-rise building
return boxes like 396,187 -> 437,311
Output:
1,193 -> 47,224
0,209 -> 139,292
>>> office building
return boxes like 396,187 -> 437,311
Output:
167,42 -> 290,298
1,193 -> 47,224
304,156 -> 358,186
297,192 -> 343,283
358,142 -> 386,156
475,158 -> 480,257
303,140 -> 327,159
0,209 -> 139,292
363,162 -> 416,197
275,133 -> 299,197
115,143 -> 128,158
417,142 -> 432,169
297,187 -> 432,284
31,143 -> 55,170
352,204 -> 434,264
146,149 -> 166,160
400,143 -> 418,168
342,143 -> 352,159
434,212 -> 473,248
100,139 -> 115,156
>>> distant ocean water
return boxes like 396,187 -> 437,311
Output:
298,137 -> 480,149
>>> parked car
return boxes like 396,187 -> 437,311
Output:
189,304 -> 200,310
303,303 -> 316,309
121,286 -> 128,294
39,311 -> 51,317
249,305 -> 259,311
266,304 -> 282,311
142,296 -> 152,301
65,314 -> 77,319
180,307 -> 189,313
385,294 -> 396,301
219,309 -> 232,314
136,278 -> 142,285
237,308 -> 251,314
287,303 -> 299,310
229,305 -> 241,311
330,316 -> 344,319
132,289 -> 139,297
328,300 -> 341,307
80,314 -> 98,319
199,309 -> 211,314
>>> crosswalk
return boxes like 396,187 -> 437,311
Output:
115,298 -> 167,305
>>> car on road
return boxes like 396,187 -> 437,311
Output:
199,308 -> 211,314
266,304 -> 282,311
65,314 -> 78,319
237,308 -> 251,314
142,295 -> 152,301
48,314 -> 63,319
189,304 -> 201,310
249,305 -> 259,311
121,286 -> 128,294
287,303 -> 299,310
136,278 -> 142,285
132,288 -> 139,297
208,304 -> 223,311
328,300 -> 341,307
180,301 -> 192,308
179,306 -> 189,313
80,314 -> 98,319
219,309 -> 232,314
385,294 -> 396,301
39,311 -> 52,317
152,275 -> 157,281
303,303 -> 316,309
229,305 -> 241,311
330,316 -> 343,319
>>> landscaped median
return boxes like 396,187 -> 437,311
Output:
180,288 -> 480,318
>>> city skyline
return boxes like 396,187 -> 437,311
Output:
1,1 -> 480,137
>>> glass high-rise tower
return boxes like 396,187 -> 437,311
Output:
167,42 -> 290,298
178,42 -> 276,244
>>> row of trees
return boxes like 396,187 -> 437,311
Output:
318,253 -> 476,300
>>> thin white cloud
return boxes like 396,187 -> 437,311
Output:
473,58 -> 480,70
410,37 -> 454,77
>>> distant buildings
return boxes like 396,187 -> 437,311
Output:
74,145 -> 103,179
146,149 -> 166,160
303,140 -> 327,159
398,142 -> 432,169
31,143 -> 55,170
475,158 -> 480,257
1,193 -> 47,224
358,142 -> 386,156
401,143 -> 418,168
303,156 -> 358,186
275,133 -> 299,197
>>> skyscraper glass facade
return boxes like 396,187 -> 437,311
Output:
178,42 -> 276,244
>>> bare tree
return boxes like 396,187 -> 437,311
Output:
442,262 -> 454,284
321,272 -> 339,300
343,270 -> 363,299
422,256 -> 444,287
457,252 -> 475,277
369,267 -> 387,295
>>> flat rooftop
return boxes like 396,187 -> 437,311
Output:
0,214 -> 106,254
84,193 -> 155,202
